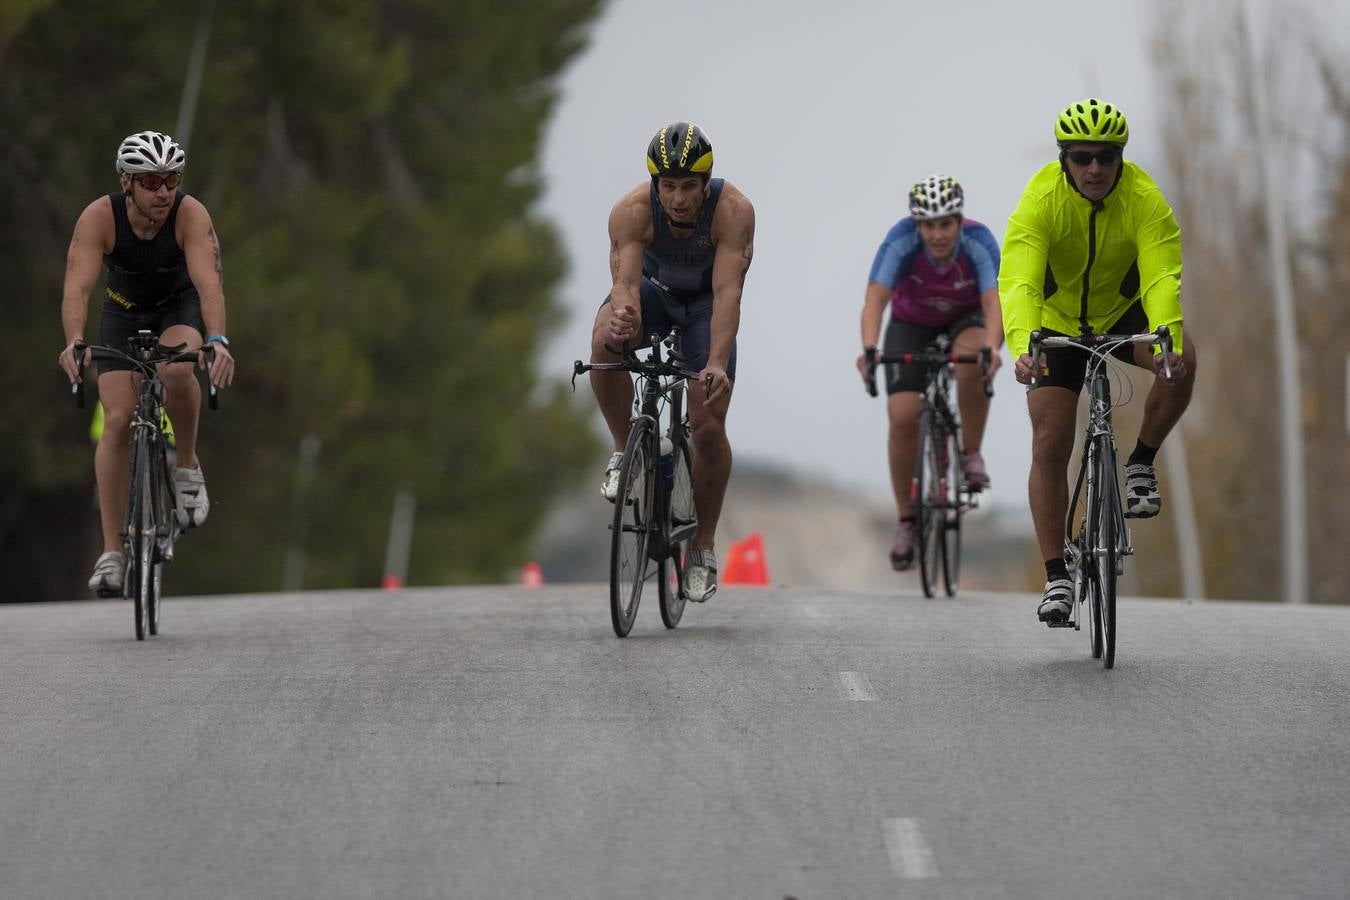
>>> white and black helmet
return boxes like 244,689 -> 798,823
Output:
115,131 -> 185,174
908,174 -> 964,220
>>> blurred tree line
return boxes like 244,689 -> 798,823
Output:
1140,0 -> 1349,603
0,0 -> 606,601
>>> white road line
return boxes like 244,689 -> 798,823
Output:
883,817 -> 939,880
836,671 -> 878,701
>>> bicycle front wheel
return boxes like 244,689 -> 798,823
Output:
128,431 -> 152,641
914,409 -> 944,598
1078,442 -> 1105,659
148,442 -> 173,636
1095,443 -> 1120,668
940,427 -> 962,597
610,422 -> 655,637
658,430 -> 695,629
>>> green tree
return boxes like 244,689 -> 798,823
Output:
0,0 -> 605,600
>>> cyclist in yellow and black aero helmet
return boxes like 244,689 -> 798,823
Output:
646,121 -> 714,184
587,121 -> 756,605
1000,97 -> 1197,627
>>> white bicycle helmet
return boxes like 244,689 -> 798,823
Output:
116,131 -> 186,174
908,174 -> 964,219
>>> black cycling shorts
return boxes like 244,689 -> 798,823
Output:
1032,301 -> 1148,393
601,277 -> 737,380
97,291 -> 205,374
882,309 -> 986,395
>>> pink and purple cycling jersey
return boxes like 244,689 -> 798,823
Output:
867,218 -> 1001,327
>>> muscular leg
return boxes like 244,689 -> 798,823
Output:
95,372 -> 139,554
1027,386 -> 1079,564
1133,337 -> 1197,449
953,325 -> 991,452
159,324 -> 203,468
589,303 -> 640,450
887,392 -> 922,518
688,377 -> 731,551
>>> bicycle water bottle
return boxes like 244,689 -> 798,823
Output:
659,436 -> 674,494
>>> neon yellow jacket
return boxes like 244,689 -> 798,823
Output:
1000,160 -> 1182,358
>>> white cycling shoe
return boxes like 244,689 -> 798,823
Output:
683,549 -> 718,603
173,465 -> 210,528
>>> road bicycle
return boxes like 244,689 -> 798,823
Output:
73,330 -> 216,640
574,330 -> 699,637
868,336 -> 991,598
1029,326 -> 1173,668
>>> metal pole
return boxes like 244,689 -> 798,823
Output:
383,490 -> 417,588
281,434 -> 322,592
1164,435 -> 1206,601
174,0 -> 215,147
1242,0 -> 1307,604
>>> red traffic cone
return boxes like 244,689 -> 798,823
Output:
723,531 -> 770,585
521,562 -> 544,588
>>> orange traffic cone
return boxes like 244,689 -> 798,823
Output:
722,531 -> 770,585
521,562 -> 544,588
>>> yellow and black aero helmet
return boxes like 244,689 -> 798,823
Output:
646,122 -> 713,181
1055,98 -> 1129,146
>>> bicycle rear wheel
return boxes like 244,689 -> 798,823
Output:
1095,444 -> 1120,668
940,427 -> 962,597
914,409 -> 944,598
658,429 -> 695,629
610,422 -> 655,637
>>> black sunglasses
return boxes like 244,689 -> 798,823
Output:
133,172 -> 183,191
1065,148 -> 1122,167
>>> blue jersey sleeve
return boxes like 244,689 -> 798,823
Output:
867,218 -> 921,288
958,220 -> 1001,293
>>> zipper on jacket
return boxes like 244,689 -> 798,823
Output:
1079,199 -> 1104,333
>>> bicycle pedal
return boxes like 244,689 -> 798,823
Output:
1044,619 -> 1076,629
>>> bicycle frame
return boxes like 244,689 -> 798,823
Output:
574,330 -> 699,635
1030,325 -> 1173,667
871,336 -> 991,596
74,330 -> 211,638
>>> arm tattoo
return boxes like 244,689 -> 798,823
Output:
208,227 -> 223,285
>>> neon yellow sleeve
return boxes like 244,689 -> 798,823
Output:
999,190 -> 1050,358
1134,188 -> 1184,354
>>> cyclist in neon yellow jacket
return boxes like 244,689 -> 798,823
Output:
1000,98 -> 1196,625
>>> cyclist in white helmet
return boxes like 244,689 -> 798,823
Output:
857,175 -> 1004,571
57,130 -> 236,596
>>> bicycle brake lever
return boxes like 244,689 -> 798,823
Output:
204,345 -> 219,410
1156,327 -> 1174,382
71,341 -> 86,407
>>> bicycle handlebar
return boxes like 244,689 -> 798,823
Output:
1027,326 -> 1174,386
572,331 -> 701,387
70,339 -> 218,409
865,346 -> 994,398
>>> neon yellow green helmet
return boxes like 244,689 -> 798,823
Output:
1055,98 -> 1129,146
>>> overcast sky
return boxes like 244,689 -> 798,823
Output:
537,0 -> 1323,511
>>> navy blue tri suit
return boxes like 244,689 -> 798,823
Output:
603,177 -> 738,379
98,191 -> 205,373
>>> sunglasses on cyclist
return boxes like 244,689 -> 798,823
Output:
133,172 -> 183,192
1065,147 -> 1122,167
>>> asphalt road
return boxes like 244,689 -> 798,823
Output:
3,586 -> 1348,899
